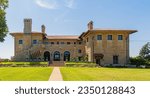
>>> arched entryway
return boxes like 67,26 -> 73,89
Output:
54,51 -> 60,61
44,51 -> 50,61
64,51 -> 70,61
94,53 -> 104,66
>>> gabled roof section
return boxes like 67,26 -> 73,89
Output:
80,28 -> 137,38
10,32 -> 44,36
91,28 -> 137,33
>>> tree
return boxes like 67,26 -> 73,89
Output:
130,56 -> 146,67
139,42 -> 150,60
0,0 -> 8,42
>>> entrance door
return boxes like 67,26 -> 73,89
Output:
54,51 -> 60,61
113,55 -> 118,64
96,59 -> 101,65
64,51 -> 70,61
44,51 -> 50,61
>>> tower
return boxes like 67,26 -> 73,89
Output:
87,21 -> 93,30
41,25 -> 45,34
24,18 -> 32,33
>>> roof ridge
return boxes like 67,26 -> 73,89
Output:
47,35 -> 79,36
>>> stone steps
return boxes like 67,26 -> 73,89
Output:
49,61 -> 65,66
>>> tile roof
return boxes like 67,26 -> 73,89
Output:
46,35 -> 79,40
79,28 -> 137,38
93,28 -> 137,31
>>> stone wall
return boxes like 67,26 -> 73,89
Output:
83,30 -> 130,65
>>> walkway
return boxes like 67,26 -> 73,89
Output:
49,67 -> 63,81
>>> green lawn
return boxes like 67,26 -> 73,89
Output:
60,67 -> 150,81
0,67 -> 53,81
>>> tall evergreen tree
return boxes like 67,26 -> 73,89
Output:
0,0 -> 8,42
139,42 -> 150,60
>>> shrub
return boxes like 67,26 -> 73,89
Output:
65,62 -> 97,67
130,56 -> 147,67
0,62 -> 48,67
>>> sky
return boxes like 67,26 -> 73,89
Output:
0,0 -> 150,59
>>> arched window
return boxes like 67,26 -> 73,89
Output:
54,51 -> 60,61
44,51 -> 50,61
64,51 -> 70,61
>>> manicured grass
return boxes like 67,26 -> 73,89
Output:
0,67 -> 53,81
60,67 -> 150,81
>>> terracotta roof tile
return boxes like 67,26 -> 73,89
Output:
91,28 -> 137,32
46,35 -> 79,40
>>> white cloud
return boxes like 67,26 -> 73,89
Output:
35,0 -> 58,9
64,0 -> 75,9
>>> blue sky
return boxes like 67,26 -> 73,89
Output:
0,0 -> 150,59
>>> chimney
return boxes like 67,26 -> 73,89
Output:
24,18 -> 32,33
87,21 -> 93,30
41,25 -> 45,33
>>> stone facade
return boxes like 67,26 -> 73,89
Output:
10,19 -> 137,65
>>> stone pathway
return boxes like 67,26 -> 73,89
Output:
49,67 -> 63,81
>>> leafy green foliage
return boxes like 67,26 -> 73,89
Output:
139,42 -> 150,60
0,0 -> 8,42
130,56 -> 146,66
0,0 -> 8,10
0,62 -> 48,67
130,42 -> 150,67
65,62 -> 97,67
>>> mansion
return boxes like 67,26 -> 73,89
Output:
10,19 -> 137,65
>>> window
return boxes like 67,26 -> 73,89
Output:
64,51 -> 70,61
54,51 -> 60,61
61,42 -> 65,44
67,42 -> 71,45
44,42 -> 48,44
78,57 -> 82,61
87,38 -> 89,42
26,58 -> 28,61
74,42 -> 76,44
51,42 -> 54,44
19,40 -> 23,44
79,42 -> 82,45
118,35 -> 123,40
78,49 -> 82,53
107,35 -> 112,40
97,35 -> 102,40
57,42 -> 59,45
33,40 -> 37,44
92,36 -> 95,40
113,56 -> 118,64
